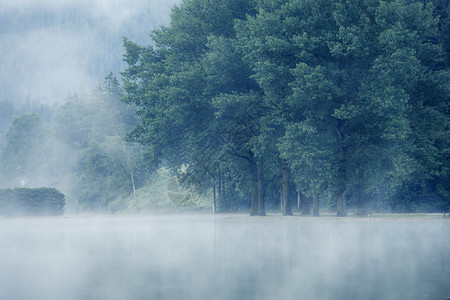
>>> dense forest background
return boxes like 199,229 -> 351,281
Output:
0,0 -> 448,215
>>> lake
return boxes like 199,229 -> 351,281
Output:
0,215 -> 449,300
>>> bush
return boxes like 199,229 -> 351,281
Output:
0,188 -> 65,216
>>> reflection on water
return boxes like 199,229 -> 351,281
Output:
0,215 -> 449,300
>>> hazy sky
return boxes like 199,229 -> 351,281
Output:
0,0 -> 181,105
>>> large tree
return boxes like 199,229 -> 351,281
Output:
0,100 -> 15,145
0,113 -> 46,187
121,0 -> 271,214
121,0 -> 448,215
238,0 -> 447,216
52,74 -> 147,212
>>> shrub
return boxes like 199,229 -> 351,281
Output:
0,188 -> 65,216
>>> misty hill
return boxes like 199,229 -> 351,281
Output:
0,0 -> 181,106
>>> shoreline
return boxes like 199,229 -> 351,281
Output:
1,212 -> 449,222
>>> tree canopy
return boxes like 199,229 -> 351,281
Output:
121,0 -> 449,215
2,0 -> 447,215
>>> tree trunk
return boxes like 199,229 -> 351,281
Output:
257,160 -> 265,216
356,172 -> 367,216
250,163 -> 258,216
213,183 -> 217,214
297,192 -> 301,211
282,167 -> 292,216
130,172 -> 141,212
336,191 -> 347,217
336,124 -> 348,217
280,192 -> 283,211
121,139 -> 136,204
130,172 -> 136,199
130,172 -> 139,212
222,175 -> 226,196
312,190 -> 319,216
218,176 -> 222,198
302,192 -> 311,215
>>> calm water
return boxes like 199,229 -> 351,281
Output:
0,215 -> 449,300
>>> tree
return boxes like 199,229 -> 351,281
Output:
119,0 -> 448,215
122,0 -> 266,214
0,113 -> 46,187
391,0 -> 450,212
238,0 -> 447,216
0,100 -> 15,145
53,92 -> 92,150
51,74 -> 148,212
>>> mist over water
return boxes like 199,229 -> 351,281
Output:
1,1 -> 448,298
0,215 -> 449,300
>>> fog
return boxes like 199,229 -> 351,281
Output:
0,0 -> 181,105
0,0 -> 183,209
0,215 -> 449,300
1,2 -> 448,297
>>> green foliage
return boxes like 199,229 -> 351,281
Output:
0,0 -> 446,215
119,0 -> 449,215
108,168 -> 213,213
0,113 -> 47,186
279,121 -> 335,193
238,0 -> 448,214
73,138 -> 147,212
0,100 -> 15,145
121,0 -> 262,214
56,78 -> 149,212
53,94 -> 92,149
0,188 -> 65,216
0,73 -> 150,212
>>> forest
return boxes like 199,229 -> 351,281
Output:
0,0 -> 449,216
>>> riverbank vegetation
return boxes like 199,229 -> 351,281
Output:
120,0 -> 449,216
0,0 -> 448,216
0,188 -> 65,216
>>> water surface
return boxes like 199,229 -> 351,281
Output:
0,215 -> 449,300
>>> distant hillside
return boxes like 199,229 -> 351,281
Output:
0,0 -> 181,106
